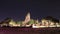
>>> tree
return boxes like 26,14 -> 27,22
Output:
41,16 -> 60,27
27,19 -> 34,25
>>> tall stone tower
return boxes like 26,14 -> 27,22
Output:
22,12 -> 31,26
24,12 -> 30,23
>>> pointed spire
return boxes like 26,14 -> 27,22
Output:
24,12 -> 30,23
26,12 -> 30,19
25,8 -> 31,22
22,8 -> 31,25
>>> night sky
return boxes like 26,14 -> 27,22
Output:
0,0 -> 60,21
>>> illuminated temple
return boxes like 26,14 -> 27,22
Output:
0,12 -> 60,28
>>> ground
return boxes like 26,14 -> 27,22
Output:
0,27 -> 60,34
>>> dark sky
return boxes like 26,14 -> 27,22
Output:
0,0 -> 60,21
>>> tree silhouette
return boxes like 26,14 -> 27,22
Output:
41,16 -> 59,27
42,16 -> 59,23
0,17 -> 12,27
